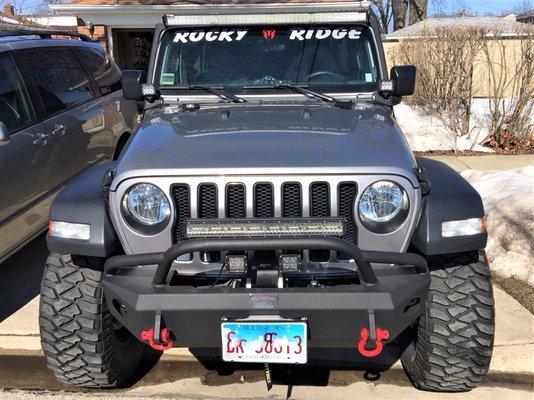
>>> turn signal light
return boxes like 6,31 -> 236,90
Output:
48,220 -> 90,241
441,218 -> 485,238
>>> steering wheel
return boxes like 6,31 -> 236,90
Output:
0,97 -> 21,126
306,71 -> 346,83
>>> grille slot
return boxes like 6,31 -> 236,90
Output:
226,184 -> 246,218
310,182 -> 331,261
310,182 -> 330,217
198,184 -> 218,219
171,185 -> 190,243
198,183 -> 219,262
254,183 -> 274,218
282,183 -> 302,218
338,183 -> 358,259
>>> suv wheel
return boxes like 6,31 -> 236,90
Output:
401,251 -> 495,392
39,253 -> 160,388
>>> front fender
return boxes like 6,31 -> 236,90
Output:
47,162 -> 120,258
412,157 -> 487,255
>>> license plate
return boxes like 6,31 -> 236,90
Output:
221,322 -> 307,364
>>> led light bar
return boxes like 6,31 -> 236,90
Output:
163,1 -> 370,27
442,218 -> 484,238
49,220 -> 90,241
186,218 -> 345,239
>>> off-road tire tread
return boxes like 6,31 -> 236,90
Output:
39,254 -> 130,387
402,252 -> 495,392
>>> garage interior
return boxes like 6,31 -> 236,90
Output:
111,29 -> 154,71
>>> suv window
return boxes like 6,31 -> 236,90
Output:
77,46 -> 121,95
0,55 -> 34,133
19,47 -> 94,115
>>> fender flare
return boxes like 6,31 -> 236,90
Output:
412,157 -> 487,255
47,162 -> 120,258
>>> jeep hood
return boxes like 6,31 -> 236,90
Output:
114,104 -> 419,188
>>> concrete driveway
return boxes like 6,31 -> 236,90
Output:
0,235 -> 533,399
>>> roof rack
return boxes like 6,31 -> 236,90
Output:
0,30 -> 94,43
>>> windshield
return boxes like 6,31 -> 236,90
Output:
154,25 -> 380,92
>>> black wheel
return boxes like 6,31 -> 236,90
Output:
401,251 -> 495,392
39,253 -> 161,388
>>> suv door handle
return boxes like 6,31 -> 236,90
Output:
33,132 -> 49,145
52,124 -> 66,137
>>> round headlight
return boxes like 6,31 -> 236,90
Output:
122,183 -> 171,234
358,181 -> 409,234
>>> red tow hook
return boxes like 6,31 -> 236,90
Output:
140,327 -> 174,351
357,327 -> 390,358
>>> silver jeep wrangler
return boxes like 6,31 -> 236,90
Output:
41,1 -> 494,393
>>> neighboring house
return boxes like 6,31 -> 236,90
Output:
0,4 -> 45,30
381,13 -> 534,145
516,11 -> 534,25
0,3 -> 77,31
51,0 -> 358,70
383,14 -> 534,98
25,15 -> 79,31
384,15 -> 532,41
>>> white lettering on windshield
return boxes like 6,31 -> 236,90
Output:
205,30 -> 218,41
173,29 -> 249,43
289,28 -> 361,41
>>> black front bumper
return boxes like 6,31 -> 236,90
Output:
103,237 -> 430,350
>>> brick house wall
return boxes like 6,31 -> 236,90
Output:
77,22 -> 108,51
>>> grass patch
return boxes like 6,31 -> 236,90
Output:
492,273 -> 534,314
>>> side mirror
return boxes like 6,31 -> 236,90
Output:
390,65 -> 417,97
122,70 -> 145,101
0,121 -> 10,146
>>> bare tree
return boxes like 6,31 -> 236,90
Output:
509,0 -> 533,15
409,0 -> 428,24
371,0 -> 393,33
1,0 -> 48,15
394,27 -> 487,141
391,0 -> 429,31
392,0 -> 408,31
480,28 -> 534,152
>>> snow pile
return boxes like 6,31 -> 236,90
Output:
394,102 -> 493,153
462,167 -> 534,287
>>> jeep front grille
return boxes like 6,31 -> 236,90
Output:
170,180 -> 359,262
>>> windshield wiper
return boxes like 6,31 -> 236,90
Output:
191,85 -> 247,103
273,84 -> 353,110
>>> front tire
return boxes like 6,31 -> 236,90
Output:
39,253 -> 160,388
401,251 -> 495,392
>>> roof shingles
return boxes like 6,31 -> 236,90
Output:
66,0 -> 359,4
386,16 -> 534,39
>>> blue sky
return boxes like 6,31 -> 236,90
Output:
429,0 -> 531,15
12,0 -> 532,16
